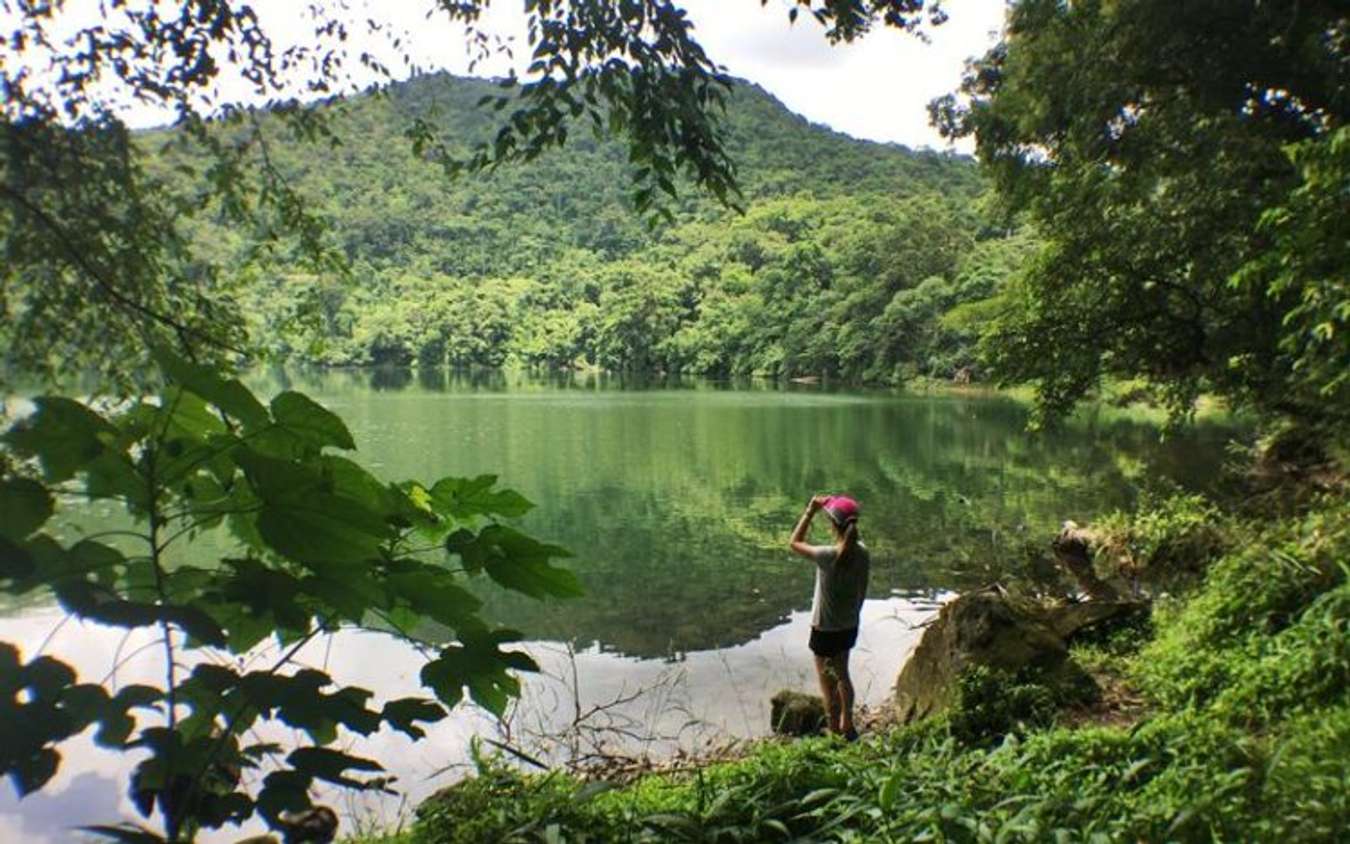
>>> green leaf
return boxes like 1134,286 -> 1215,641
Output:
387,564 -> 482,628
3,397 -> 115,482
447,525 -> 581,600
0,478 -> 54,540
257,503 -> 388,567
236,449 -> 393,567
153,347 -> 269,429
429,475 -> 534,521
160,386 -> 228,441
879,771 -> 903,810
270,391 -> 355,451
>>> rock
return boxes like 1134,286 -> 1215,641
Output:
893,587 -> 1143,724
770,689 -> 826,736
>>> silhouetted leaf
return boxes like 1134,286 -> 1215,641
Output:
381,697 -> 447,739
286,746 -> 384,788
3,396 -> 115,481
8,747 -> 60,796
0,478 -> 53,539
71,598 -> 227,647
256,769 -> 312,824
79,823 -> 165,843
421,628 -> 539,716
0,536 -> 36,581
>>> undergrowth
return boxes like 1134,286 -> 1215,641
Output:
357,496 -> 1348,844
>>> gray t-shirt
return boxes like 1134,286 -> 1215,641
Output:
810,543 -> 870,631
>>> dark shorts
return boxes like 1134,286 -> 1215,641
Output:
809,626 -> 858,657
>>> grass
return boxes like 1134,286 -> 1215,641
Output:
350,494 -> 1349,844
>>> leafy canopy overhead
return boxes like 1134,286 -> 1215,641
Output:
933,0 -> 1349,425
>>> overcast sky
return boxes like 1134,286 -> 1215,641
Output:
11,1 -> 1008,150
681,0 -> 1007,149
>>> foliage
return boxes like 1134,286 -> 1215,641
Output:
935,0 -> 1350,425
0,352 -> 579,842
1,2 -> 949,389
1135,501 -> 1348,725
121,72 -> 995,384
947,663 -> 1096,747
1088,489 -> 1229,585
187,75 -> 1002,382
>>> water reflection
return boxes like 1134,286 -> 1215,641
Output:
0,597 -> 933,843
242,369 -> 1238,657
0,374 -> 1243,841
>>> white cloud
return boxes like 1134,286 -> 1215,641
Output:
681,0 -> 1007,149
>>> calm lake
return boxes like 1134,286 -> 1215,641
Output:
0,371 -> 1243,841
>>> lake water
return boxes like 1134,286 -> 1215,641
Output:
0,371 -> 1241,841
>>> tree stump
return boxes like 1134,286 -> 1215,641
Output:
1053,521 -> 1120,601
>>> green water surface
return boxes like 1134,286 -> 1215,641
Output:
186,368 -> 1241,659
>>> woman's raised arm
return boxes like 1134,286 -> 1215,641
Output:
789,496 -> 828,559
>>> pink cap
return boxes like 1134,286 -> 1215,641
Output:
822,495 -> 860,527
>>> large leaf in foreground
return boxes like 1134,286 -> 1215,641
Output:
421,628 -> 539,716
446,524 -> 581,599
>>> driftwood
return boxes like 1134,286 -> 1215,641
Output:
1053,521 -> 1121,601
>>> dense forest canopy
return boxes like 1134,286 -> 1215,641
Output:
0,0 -> 947,391
934,0 -> 1349,425
154,73 -> 1011,383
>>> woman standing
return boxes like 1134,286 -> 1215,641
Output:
789,494 -> 870,739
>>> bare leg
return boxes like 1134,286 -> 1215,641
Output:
830,650 -> 856,735
813,655 -> 843,733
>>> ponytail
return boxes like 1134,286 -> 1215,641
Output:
836,519 -> 860,566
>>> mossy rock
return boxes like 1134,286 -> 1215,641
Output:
770,689 -> 826,736
894,587 -> 1137,724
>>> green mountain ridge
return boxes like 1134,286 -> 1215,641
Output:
162,72 -> 1019,381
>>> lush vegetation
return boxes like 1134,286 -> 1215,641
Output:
364,493 -> 1350,843
149,73 -> 1005,384
3,0 -> 1347,841
0,351 -> 581,841
933,0 -> 1350,424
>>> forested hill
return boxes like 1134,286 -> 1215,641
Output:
176,72 -> 1026,380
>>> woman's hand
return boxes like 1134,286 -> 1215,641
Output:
791,495 -> 828,558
